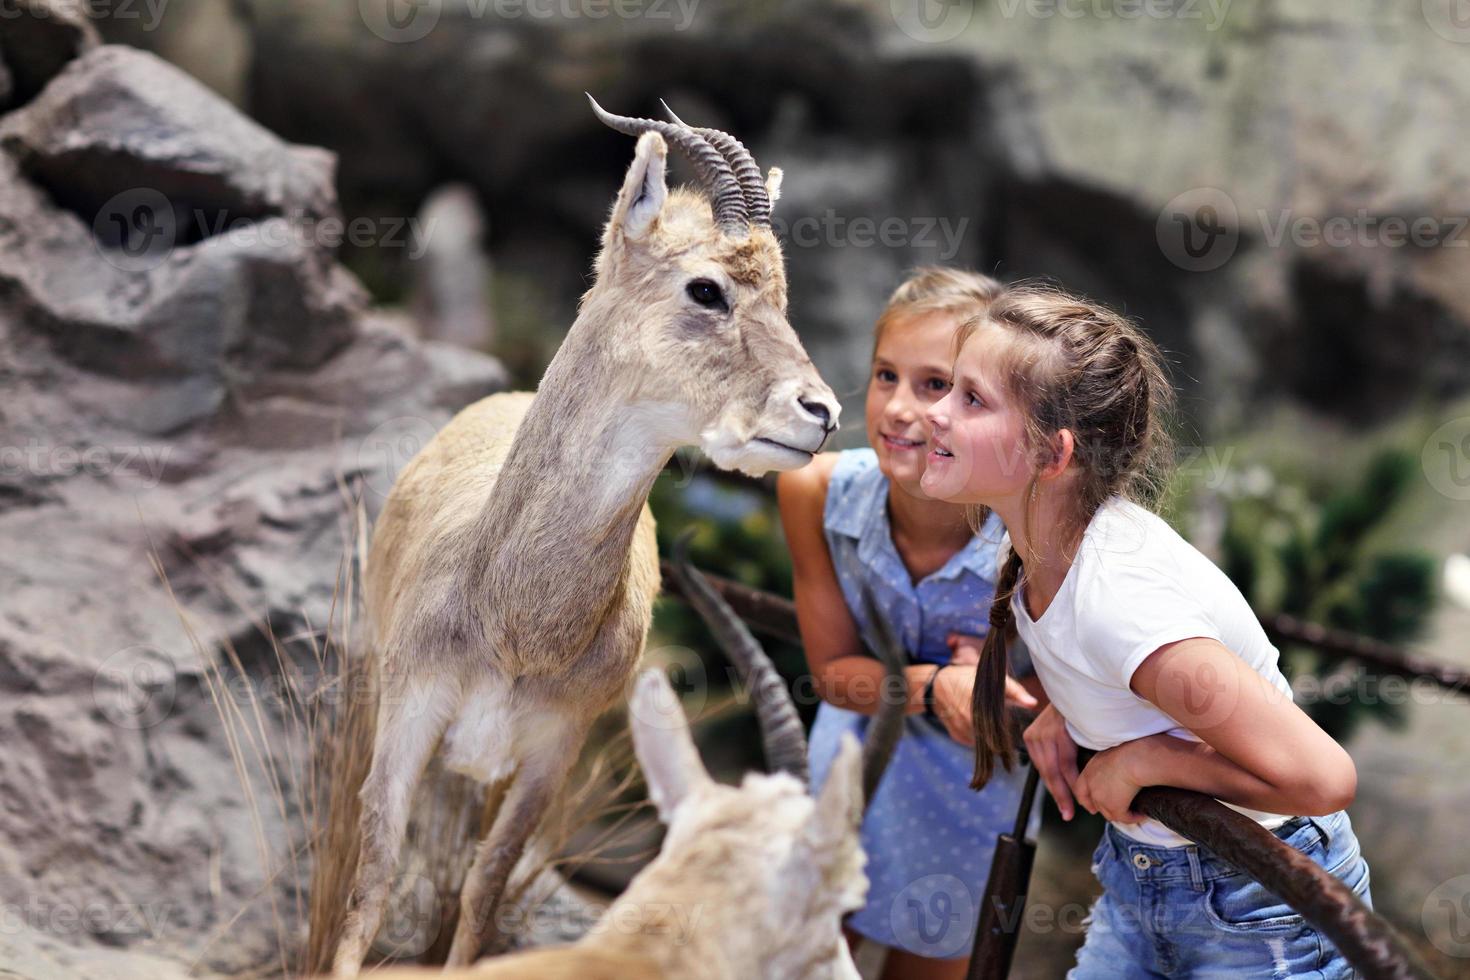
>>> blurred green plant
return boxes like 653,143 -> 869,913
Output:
645,465 -> 813,772
1209,448 -> 1438,741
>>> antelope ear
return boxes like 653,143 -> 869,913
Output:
628,670 -> 711,823
765,166 -> 783,208
801,733 -> 867,910
609,130 -> 668,242
810,732 -> 864,845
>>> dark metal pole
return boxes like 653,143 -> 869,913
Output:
966,765 -> 1041,980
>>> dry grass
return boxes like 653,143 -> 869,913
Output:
154,484 -> 663,977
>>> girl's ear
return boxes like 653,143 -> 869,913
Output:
1039,428 -> 1075,479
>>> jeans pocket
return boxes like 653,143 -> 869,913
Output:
1204,874 -> 1310,933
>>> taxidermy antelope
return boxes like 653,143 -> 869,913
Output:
332,98 -> 841,975
369,552 -> 908,980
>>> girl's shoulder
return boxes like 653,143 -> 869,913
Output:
820,449 -> 887,537
1080,497 -> 1197,577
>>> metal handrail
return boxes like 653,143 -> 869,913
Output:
659,564 -> 1442,979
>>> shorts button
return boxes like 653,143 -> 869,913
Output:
1132,853 -> 1152,869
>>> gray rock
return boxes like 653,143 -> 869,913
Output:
410,184 -> 496,351
0,46 -> 362,388
1,45 -> 338,241
0,0 -> 100,109
0,41 -> 509,977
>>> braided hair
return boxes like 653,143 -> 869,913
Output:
963,285 -> 1176,789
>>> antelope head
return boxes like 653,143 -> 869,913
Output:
626,670 -> 866,980
586,96 -> 840,477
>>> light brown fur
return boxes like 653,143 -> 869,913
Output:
361,672 -> 867,980
331,131 -> 838,975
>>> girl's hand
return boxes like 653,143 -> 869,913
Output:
931,664 -> 977,746
946,633 -> 1038,711
1073,738 -> 1153,825
947,632 -> 983,666
1023,703 -> 1080,820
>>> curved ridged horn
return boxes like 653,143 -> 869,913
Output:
668,531 -> 809,785
660,99 -> 772,228
857,587 -> 907,810
587,94 -> 749,233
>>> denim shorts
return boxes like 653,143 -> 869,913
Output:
1069,809 -> 1373,979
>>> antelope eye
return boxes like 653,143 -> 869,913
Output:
686,279 -> 726,310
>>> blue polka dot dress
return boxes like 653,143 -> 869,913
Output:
805,449 -> 1042,960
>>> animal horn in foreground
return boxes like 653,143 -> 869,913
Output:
856,587 -> 906,808
667,531 -> 810,784
587,94 -> 749,233
659,98 -> 773,227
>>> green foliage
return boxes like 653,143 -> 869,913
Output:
646,466 -> 813,768
1211,448 -> 1437,741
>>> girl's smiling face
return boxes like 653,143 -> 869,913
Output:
865,311 -> 960,496
921,325 -> 1034,505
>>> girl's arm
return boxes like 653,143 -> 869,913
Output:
1073,637 -> 1357,824
776,458 -> 943,719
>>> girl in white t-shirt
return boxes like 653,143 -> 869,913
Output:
920,285 -> 1372,978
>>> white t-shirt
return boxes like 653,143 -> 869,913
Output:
1010,496 -> 1295,847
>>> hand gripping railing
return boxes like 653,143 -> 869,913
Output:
659,562 -> 1444,980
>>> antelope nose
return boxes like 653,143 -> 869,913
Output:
799,396 -> 836,431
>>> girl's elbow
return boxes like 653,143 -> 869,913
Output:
1287,751 -> 1357,815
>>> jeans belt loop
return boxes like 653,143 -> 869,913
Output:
1185,846 -> 1205,891
1305,812 -> 1333,849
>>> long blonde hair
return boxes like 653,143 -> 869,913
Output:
963,285 -> 1176,788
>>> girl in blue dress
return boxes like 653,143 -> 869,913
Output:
777,268 -> 1044,980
